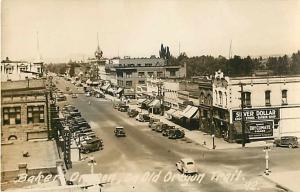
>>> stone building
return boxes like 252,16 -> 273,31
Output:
1,79 -> 50,142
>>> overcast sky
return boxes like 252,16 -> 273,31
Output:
2,0 -> 300,62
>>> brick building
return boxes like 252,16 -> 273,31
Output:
1,79 -> 50,142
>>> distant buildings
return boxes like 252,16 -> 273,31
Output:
1,57 -> 44,81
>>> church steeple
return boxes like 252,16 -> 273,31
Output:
95,33 -> 103,60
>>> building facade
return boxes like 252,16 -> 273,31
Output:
213,71 -> 300,142
1,57 -> 44,82
1,79 -> 50,143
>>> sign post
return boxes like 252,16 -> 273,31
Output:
263,145 -> 271,175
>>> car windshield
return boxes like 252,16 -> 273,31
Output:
187,162 -> 194,165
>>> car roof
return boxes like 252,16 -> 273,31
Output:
181,158 -> 194,163
116,126 -> 124,129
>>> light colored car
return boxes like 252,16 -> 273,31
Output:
176,158 -> 197,175
85,92 -> 92,97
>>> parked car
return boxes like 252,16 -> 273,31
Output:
176,158 -> 197,175
274,136 -> 299,148
85,92 -> 92,97
148,117 -> 160,127
119,105 -> 129,112
95,93 -> 105,98
162,126 -> 176,137
114,127 -> 126,137
168,129 -> 185,139
80,138 -> 103,154
113,103 -> 121,109
151,121 -> 161,131
136,113 -> 150,122
66,87 -> 70,91
128,109 -> 139,118
71,93 -> 77,98
155,123 -> 169,132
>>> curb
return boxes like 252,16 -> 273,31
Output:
261,174 -> 291,192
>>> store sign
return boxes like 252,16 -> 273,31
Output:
247,121 -> 273,138
63,130 -> 72,168
232,108 -> 279,122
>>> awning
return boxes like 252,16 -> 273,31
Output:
166,108 -> 176,116
172,110 -> 183,119
115,87 -> 124,94
107,88 -> 114,93
182,105 -> 193,114
183,106 -> 199,118
143,99 -> 153,106
101,84 -> 110,91
148,99 -> 161,108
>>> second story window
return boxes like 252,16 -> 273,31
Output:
27,106 -> 44,124
126,81 -> 132,87
125,72 -> 132,78
219,91 -> 223,105
265,90 -> 271,106
282,90 -> 288,105
242,92 -> 251,107
3,107 -> 21,125
138,72 -> 145,77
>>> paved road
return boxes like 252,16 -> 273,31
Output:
53,77 -> 300,192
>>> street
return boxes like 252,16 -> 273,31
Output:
55,77 -> 300,192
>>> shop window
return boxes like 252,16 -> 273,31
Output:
265,90 -> 271,106
27,105 -> 44,124
148,72 -> 154,77
242,92 -> 251,107
3,107 -> 21,125
282,90 -> 288,105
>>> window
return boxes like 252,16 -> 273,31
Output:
170,70 -> 176,76
148,72 -> 154,77
207,94 -> 212,106
282,90 -> 288,105
265,90 -> 271,106
145,63 -> 152,67
3,107 -> 21,125
125,81 -> 132,87
27,105 -> 44,124
138,80 -> 145,84
125,72 -> 132,78
242,92 -> 251,107
138,72 -> 145,77
219,91 -> 223,105
200,92 -> 205,104
157,72 -> 163,78
215,91 -> 218,104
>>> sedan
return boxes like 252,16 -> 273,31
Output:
176,158 -> 197,175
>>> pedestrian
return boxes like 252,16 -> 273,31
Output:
89,101 -> 91,105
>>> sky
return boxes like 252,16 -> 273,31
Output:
1,0 -> 300,63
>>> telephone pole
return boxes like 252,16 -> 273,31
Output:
240,82 -> 246,147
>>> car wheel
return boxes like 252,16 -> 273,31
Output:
288,144 -> 293,148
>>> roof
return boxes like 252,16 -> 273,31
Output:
1,79 -> 46,91
2,140 -> 59,172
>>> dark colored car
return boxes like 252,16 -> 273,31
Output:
128,109 -> 139,118
162,126 -> 176,137
148,118 -> 160,127
119,105 -> 129,112
155,123 -> 169,132
80,138 -> 103,153
114,127 -> 126,137
168,129 -> 185,139
274,136 -> 299,148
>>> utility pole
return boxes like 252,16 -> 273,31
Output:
157,80 -> 164,116
240,82 -> 246,147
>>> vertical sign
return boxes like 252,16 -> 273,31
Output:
63,129 -> 72,169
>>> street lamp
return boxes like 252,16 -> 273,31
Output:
212,134 -> 216,149
263,145 -> 271,175
88,156 -> 97,174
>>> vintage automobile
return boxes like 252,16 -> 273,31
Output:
162,126 -> 176,137
274,136 -> 299,148
150,121 -> 161,131
128,109 -> 139,118
155,123 -> 169,133
168,129 -> 185,139
114,127 -> 126,137
118,105 -> 129,112
71,93 -> 77,98
66,87 -> 70,91
176,158 -> 197,175
148,117 -> 160,127
136,113 -> 150,122
80,138 -> 103,154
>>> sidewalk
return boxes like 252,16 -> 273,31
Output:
126,102 -> 269,150
263,170 -> 300,192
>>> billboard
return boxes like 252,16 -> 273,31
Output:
232,108 -> 279,122
246,121 -> 274,139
